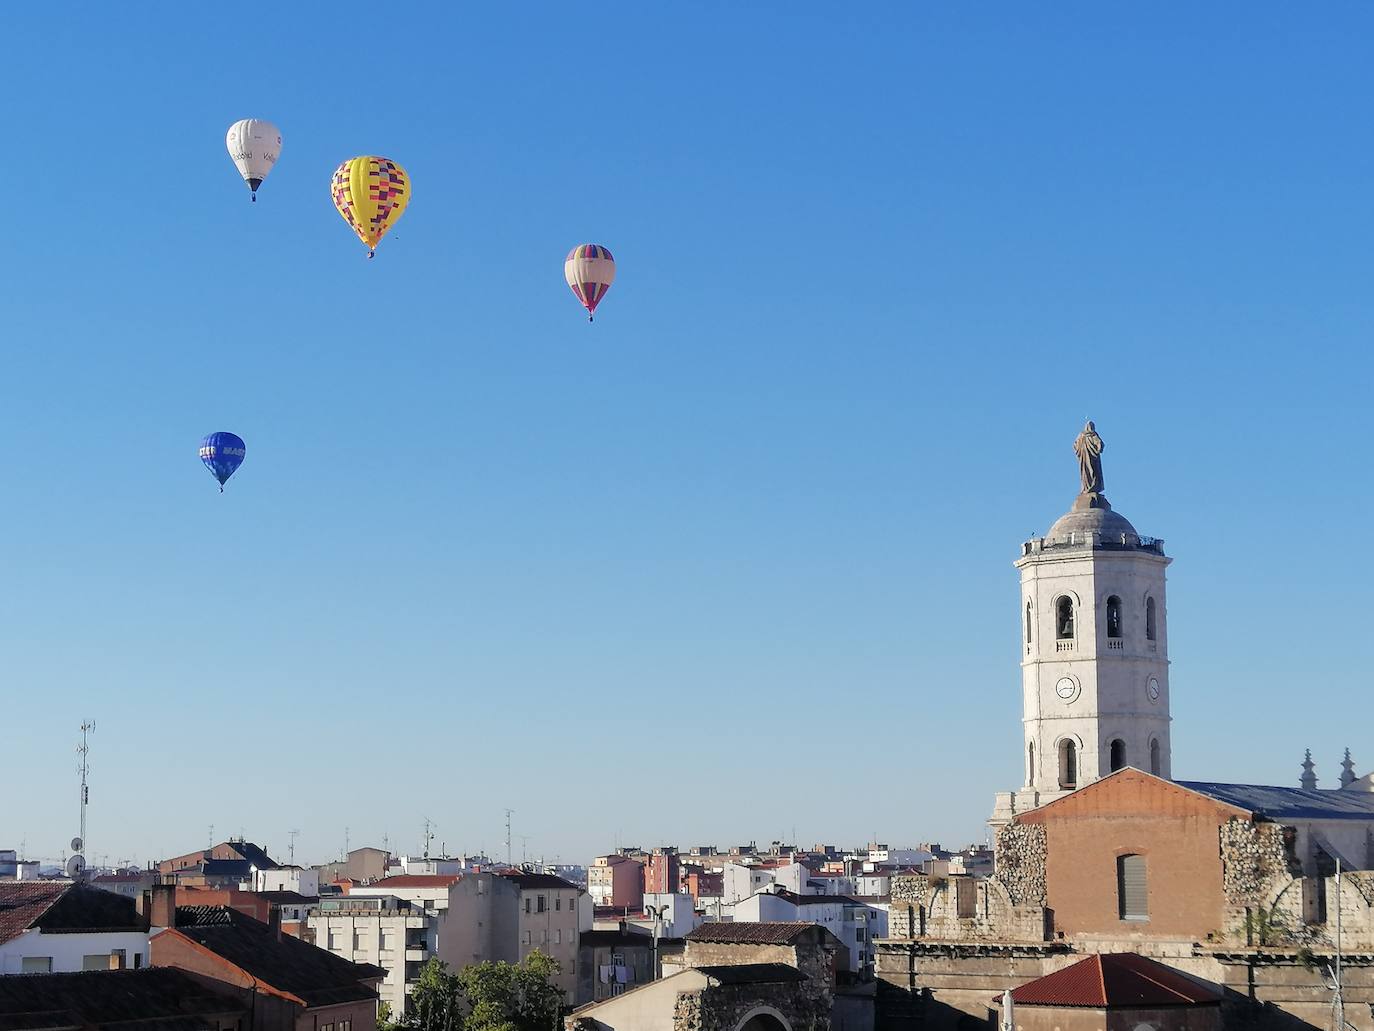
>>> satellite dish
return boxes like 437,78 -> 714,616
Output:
66,854 -> 86,878
70,836 -> 84,853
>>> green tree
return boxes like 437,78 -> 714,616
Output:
456,951 -> 565,1031
401,957 -> 465,1031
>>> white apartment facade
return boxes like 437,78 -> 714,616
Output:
308,894 -> 432,1017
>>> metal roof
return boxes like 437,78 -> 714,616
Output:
1177,781 -> 1374,822
1011,953 -> 1220,1008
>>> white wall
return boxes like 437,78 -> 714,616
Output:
253,867 -> 320,897
0,928 -> 151,974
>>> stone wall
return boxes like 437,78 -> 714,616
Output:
888,872 -> 1046,943
993,823 -> 1046,906
673,983 -> 829,1031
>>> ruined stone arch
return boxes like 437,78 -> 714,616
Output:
733,1006 -> 792,1031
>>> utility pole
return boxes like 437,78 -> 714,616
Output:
504,809 -> 514,867
288,829 -> 300,866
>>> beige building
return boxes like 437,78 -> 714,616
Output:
503,871 -> 585,998
309,893 -> 430,1018
589,855 -> 644,910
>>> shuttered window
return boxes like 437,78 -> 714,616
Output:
1118,854 -> 1148,921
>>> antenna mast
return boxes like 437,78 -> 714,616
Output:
288,829 -> 300,866
504,809 -> 514,867
75,720 -> 94,877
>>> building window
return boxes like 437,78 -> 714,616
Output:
555,929 -> 562,944
1025,601 -> 1033,644
1109,738 -> 1126,772
1056,597 -> 1075,640
1145,597 -> 1157,641
1106,595 -> 1122,638
1150,738 -> 1161,775
321,1023 -> 334,1031
83,954 -> 110,971
1027,742 -> 1036,787
133,953 -> 143,969
21,957 -> 52,974
522,930 -> 531,945
525,897 -> 531,914
537,895 -> 547,913
354,930 -> 364,950
556,897 -> 562,911
340,1023 -> 351,1031
1118,854 -> 1148,921
611,982 -> 626,996
1058,740 -> 1078,790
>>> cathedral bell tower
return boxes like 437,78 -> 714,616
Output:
992,422 -> 1171,824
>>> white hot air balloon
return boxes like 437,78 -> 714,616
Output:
225,119 -> 282,202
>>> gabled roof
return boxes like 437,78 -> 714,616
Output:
224,841 -> 279,870
696,963 -> 808,985
32,885 -> 145,934
1010,953 -> 1221,1008
366,874 -> 460,888
0,883 -> 69,945
686,921 -> 817,945
160,907 -> 384,1009
1177,781 -> 1374,822
0,968 -> 244,1028
0,883 -> 145,946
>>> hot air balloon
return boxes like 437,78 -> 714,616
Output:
225,119 -> 282,202
564,244 -> 616,321
200,432 -> 246,493
331,156 -> 410,258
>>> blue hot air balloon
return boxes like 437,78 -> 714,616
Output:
200,432 -> 246,492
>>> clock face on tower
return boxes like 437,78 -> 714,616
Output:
1147,676 -> 1161,702
1056,676 -> 1077,700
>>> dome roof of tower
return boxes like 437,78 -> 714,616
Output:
1046,496 -> 1138,541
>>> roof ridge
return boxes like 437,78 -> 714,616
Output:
1095,954 -> 1106,1005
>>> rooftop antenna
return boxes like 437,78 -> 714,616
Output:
344,826 -> 350,861
72,720 -> 94,881
208,825 -> 214,848
422,818 -> 434,859
504,809 -> 514,866
288,829 -> 300,866
518,834 -> 530,866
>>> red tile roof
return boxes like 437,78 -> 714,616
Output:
0,883 -> 68,945
1010,954 -> 1221,1009
686,921 -> 817,945
367,875 -> 460,888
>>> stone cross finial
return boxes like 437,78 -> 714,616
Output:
1340,748 -> 1357,789
1300,749 -> 1317,790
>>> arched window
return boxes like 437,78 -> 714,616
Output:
1056,597 -> 1075,640
1149,738 -> 1161,776
1117,854 -> 1148,920
1106,596 -> 1122,639
1110,738 -> 1126,772
1145,597 -> 1157,641
1025,601 -> 1033,644
1027,742 -> 1036,787
1058,739 -> 1078,790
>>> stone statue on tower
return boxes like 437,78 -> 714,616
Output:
1074,421 -> 1105,495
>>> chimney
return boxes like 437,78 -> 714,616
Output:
268,905 -> 282,942
148,883 -> 177,929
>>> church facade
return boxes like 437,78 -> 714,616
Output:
877,425 -> 1374,1031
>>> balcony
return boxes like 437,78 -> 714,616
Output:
1055,640 -> 1074,652
1106,639 -> 1123,650
406,947 -> 427,962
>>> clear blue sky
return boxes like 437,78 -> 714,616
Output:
3,3 -> 1372,870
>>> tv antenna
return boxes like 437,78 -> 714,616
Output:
288,829 -> 300,866
72,720 -> 94,880
422,818 -> 434,859
504,809 -> 514,866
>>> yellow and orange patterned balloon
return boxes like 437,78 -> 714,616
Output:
331,156 -> 410,258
